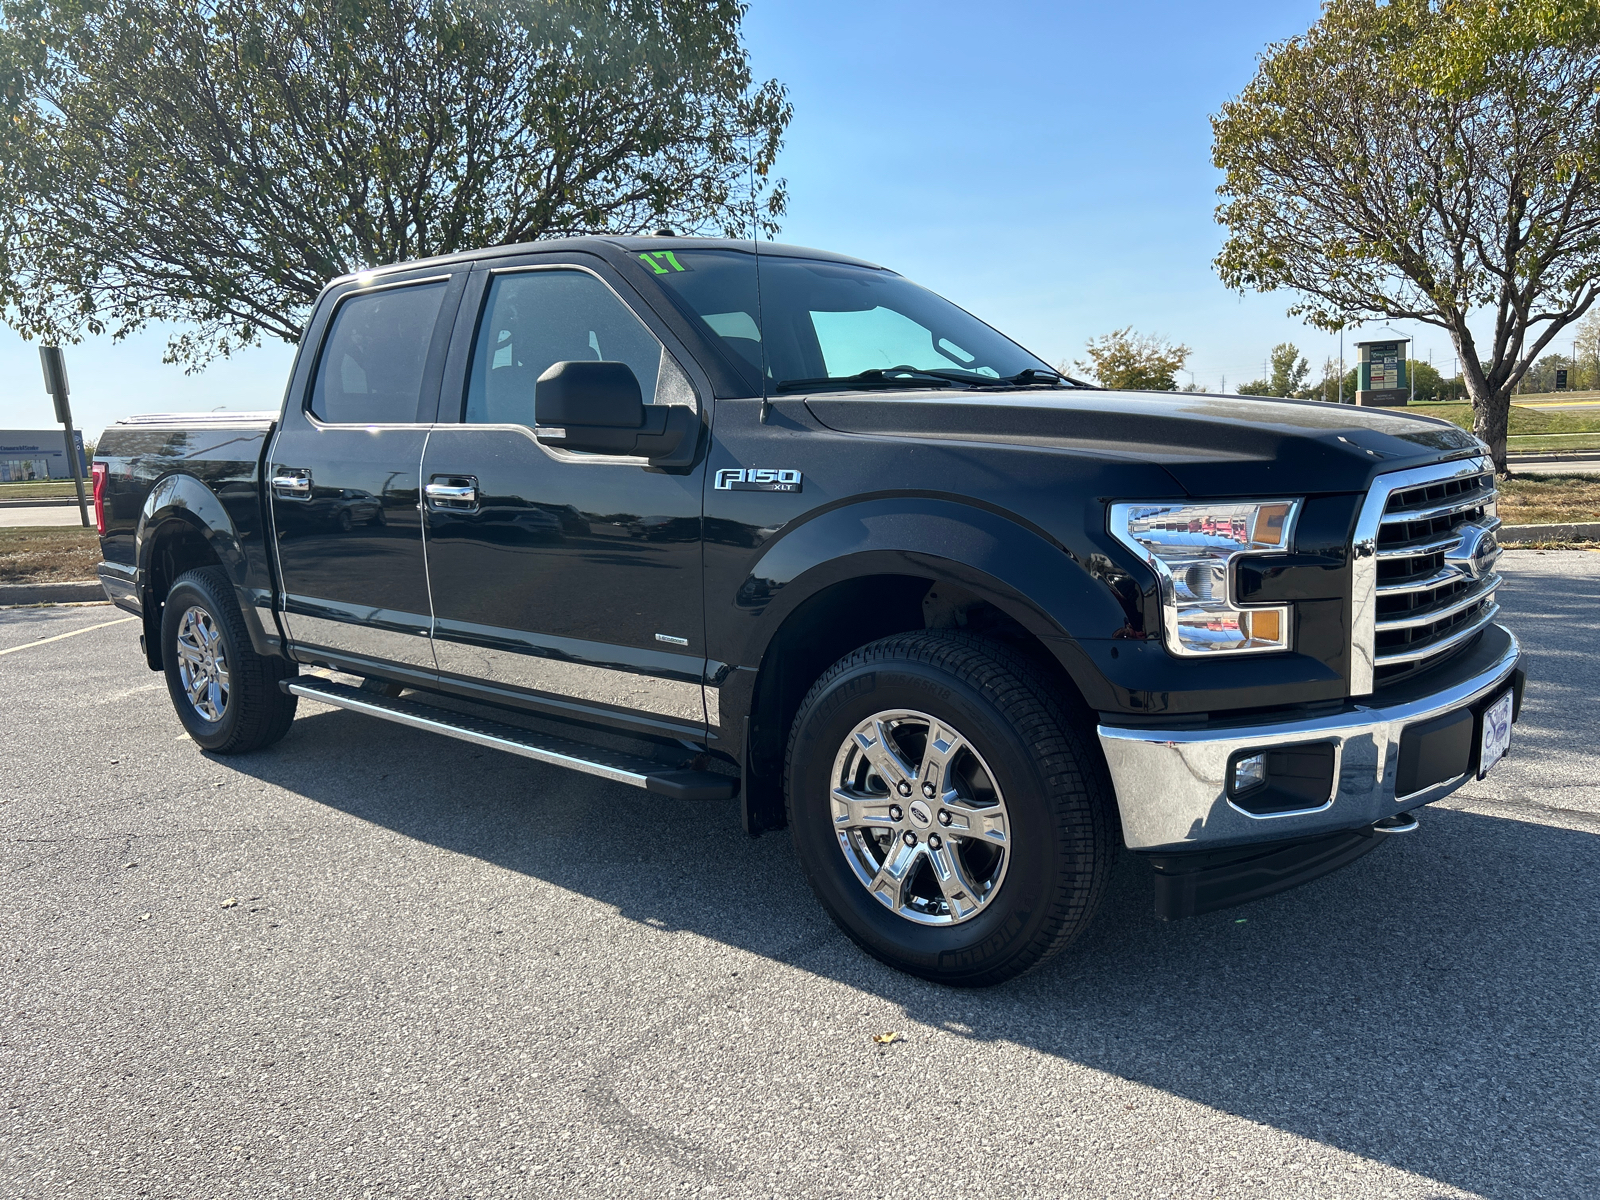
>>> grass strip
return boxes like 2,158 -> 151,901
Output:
0,527 -> 100,584
1407,401 -> 1600,435
1496,474 -> 1600,526
0,480 -> 83,499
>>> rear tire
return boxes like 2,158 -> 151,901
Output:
161,566 -> 297,753
785,631 -> 1114,987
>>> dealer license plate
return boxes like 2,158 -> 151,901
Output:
1479,691 -> 1513,779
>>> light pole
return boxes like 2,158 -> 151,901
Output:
1338,323 -> 1346,404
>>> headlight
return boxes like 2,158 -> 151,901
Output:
1109,499 -> 1302,656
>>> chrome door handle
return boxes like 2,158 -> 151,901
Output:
272,473 -> 312,497
425,481 -> 478,508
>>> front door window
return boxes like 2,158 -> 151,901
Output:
463,270 -> 687,427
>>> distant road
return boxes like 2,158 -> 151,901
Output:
1510,454 -> 1600,475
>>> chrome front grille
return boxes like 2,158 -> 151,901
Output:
1350,456 -> 1501,694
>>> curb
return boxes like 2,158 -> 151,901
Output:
0,497 -> 81,508
1500,522 -> 1600,543
0,581 -> 107,606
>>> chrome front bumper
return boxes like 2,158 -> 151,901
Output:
1098,625 -> 1521,852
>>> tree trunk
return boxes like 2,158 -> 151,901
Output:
1468,380 -> 1513,476
1453,327 -> 1511,475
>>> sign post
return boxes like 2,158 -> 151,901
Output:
39,347 -> 90,528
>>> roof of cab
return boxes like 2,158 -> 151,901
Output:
325,235 -> 887,289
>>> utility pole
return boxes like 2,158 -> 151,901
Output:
1338,324 -> 1345,404
39,347 -> 90,528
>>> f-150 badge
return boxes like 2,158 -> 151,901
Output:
715,467 -> 803,493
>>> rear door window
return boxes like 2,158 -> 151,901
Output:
309,281 -> 448,424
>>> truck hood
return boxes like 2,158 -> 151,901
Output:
803,390 -> 1483,496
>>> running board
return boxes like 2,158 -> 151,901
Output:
283,677 -> 737,801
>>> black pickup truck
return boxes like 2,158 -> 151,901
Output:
93,235 -> 1523,986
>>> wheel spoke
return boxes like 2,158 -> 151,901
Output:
928,840 -> 986,920
868,838 -> 921,912
207,680 -> 225,719
854,719 -> 915,792
175,642 -> 205,665
918,721 -> 964,791
939,794 -> 1008,846
831,787 -> 898,831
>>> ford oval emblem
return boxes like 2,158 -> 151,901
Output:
1445,523 -> 1500,581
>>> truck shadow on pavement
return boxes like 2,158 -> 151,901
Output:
227,702 -> 1599,1200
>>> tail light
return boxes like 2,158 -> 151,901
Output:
90,461 -> 108,536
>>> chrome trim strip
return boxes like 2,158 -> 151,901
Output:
1379,484 -> 1496,525
286,681 -> 652,789
431,624 -> 707,726
1376,533 -> 1463,559
1099,625 -> 1519,851
1376,514 -> 1502,560
1374,575 -> 1499,632
1349,455 -> 1491,695
283,602 -> 439,670
1375,601 -> 1500,666
1377,565 -> 1466,595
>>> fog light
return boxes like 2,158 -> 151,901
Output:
1225,743 -> 1338,815
1232,752 -> 1268,793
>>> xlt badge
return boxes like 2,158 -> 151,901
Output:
715,467 -> 802,493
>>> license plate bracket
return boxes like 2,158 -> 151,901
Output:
1475,688 -> 1514,780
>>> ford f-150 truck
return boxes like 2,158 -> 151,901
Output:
92,235 -> 1523,986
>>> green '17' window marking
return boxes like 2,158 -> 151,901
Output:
639,250 -> 686,274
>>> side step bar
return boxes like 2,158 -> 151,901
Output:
283,677 -> 737,801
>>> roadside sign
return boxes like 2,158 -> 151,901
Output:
38,346 -> 90,528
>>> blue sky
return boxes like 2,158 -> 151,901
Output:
2,0 -> 1469,437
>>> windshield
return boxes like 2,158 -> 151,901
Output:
641,248 -> 1061,394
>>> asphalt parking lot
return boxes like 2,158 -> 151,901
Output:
3,551 -> 1598,1199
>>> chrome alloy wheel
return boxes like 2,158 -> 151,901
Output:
829,710 -> 1010,925
174,605 -> 230,722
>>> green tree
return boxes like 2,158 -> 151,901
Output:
1074,327 -> 1191,391
0,0 -> 790,366
1239,341 -> 1311,397
1418,0 -> 1600,96
1212,0 -> 1600,473
1407,359 -> 1443,401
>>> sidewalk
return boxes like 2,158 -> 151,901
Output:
0,506 -> 92,528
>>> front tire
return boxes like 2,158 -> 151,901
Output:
785,632 -> 1114,987
161,566 -> 297,753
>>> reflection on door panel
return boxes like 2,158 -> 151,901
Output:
426,266 -> 707,728
271,281 -> 445,670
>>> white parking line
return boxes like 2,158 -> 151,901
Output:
0,616 -> 136,656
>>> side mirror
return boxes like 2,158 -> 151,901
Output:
534,360 -> 697,466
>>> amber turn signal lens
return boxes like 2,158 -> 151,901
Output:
1251,503 -> 1292,548
1244,609 -> 1281,644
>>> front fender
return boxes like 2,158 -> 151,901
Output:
729,496 -> 1129,695
137,473 -> 275,658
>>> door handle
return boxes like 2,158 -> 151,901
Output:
425,478 -> 478,510
272,472 -> 312,497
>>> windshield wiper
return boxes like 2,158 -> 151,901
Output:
966,368 -> 1081,389
774,367 -> 981,394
